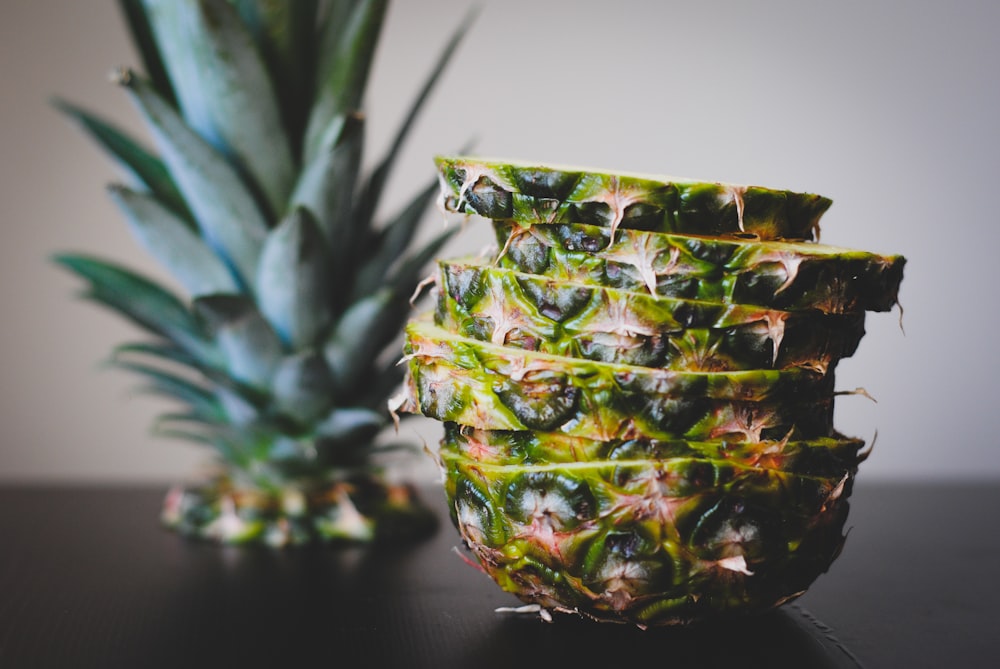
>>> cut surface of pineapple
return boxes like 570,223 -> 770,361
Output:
436,155 -> 831,241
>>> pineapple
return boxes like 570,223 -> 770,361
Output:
393,156 -> 904,625
433,257 -> 869,370
435,156 -> 832,241
54,1 -> 472,545
492,221 -> 905,314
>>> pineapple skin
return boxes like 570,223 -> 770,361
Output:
441,424 -> 866,480
493,221 -> 905,314
439,447 -> 853,626
434,258 -> 867,371
403,156 -> 904,623
398,319 -> 836,442
436,156 -> 832,241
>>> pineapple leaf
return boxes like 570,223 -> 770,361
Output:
305,0 -> 387,164
315,406 -> 386,443
255,207 -> 334,349
53,254 -> 212,358
113,358 -> 224,420
108,184 -> 239,297
112,341 -> 207,374
53,99 -> 191,221
355,8 -> 476,229
350,179 -> 437,302
140,0 -> 295,217
389,225 -> 458,296
289,112 -> 364,270
323,288 -> 397,396
193,294 -> 283,389
360,359 -> 407,411
229,0 -> 318,151
118,0 -> 177,105
271,350 -> 335,427
118,69 -> 269,287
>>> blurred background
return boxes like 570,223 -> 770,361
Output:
1,0 -> 997,484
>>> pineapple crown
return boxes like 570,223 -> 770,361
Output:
53,0 -> 473,489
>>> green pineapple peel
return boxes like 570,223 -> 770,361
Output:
396,155 -> 905,624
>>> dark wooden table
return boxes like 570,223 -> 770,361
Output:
1,481 -> 997,668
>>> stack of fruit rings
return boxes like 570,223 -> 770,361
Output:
393,156 -> 906,626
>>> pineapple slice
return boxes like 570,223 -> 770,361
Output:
493,221 -> 905,314
440,448 -> 852,625
436,156 -> 832,241
435,259 -> 865,370
396,318 -> 836,441
440,424 -> 866,479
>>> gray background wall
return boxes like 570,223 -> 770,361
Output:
1,0 -> 996,484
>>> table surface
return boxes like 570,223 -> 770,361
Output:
1,480 -> 997,669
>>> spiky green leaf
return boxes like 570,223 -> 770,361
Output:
229,0 -> 318,148
389,225 -> 458,296
315,406 -> 386,443
271,350 -> 335,426
305,0 -> 387,163
113,358 -> 224,420
355,8 -> 475,229
108,185 -> 239,296
323,288 -> 396,395
118,0 -> 177,104
351,180 -> 437,301
118,70 -> 268,286
112,341 -> 206,374
53,99 -> 190,220
193,294 -> 283,388
141,0 -> 295,216
289,112 -> 364,272
255,208 -> 333,348
54,254 -> 212,358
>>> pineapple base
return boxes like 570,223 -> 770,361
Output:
444,457 -> 851,627
161,474 -> 437,546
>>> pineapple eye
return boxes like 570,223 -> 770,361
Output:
465,175 -> 513,219
452,477 -> 497,545
515,277 -> 590,322
443,264 -> 486,310
504,471 -> 596,531
677,183 -> 739,235
415,364 -> 469,421
629,395 -> 710,439
619,201 -> 665,232
494,371 -> 579,432
687,496 -> 781,562
511,167 -> 578,200
556,224 -> 609,253
504,232 -> 551,275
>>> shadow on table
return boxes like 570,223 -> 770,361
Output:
462,603 -> 865,669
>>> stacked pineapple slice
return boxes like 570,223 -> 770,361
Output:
394,157 -> 905,625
